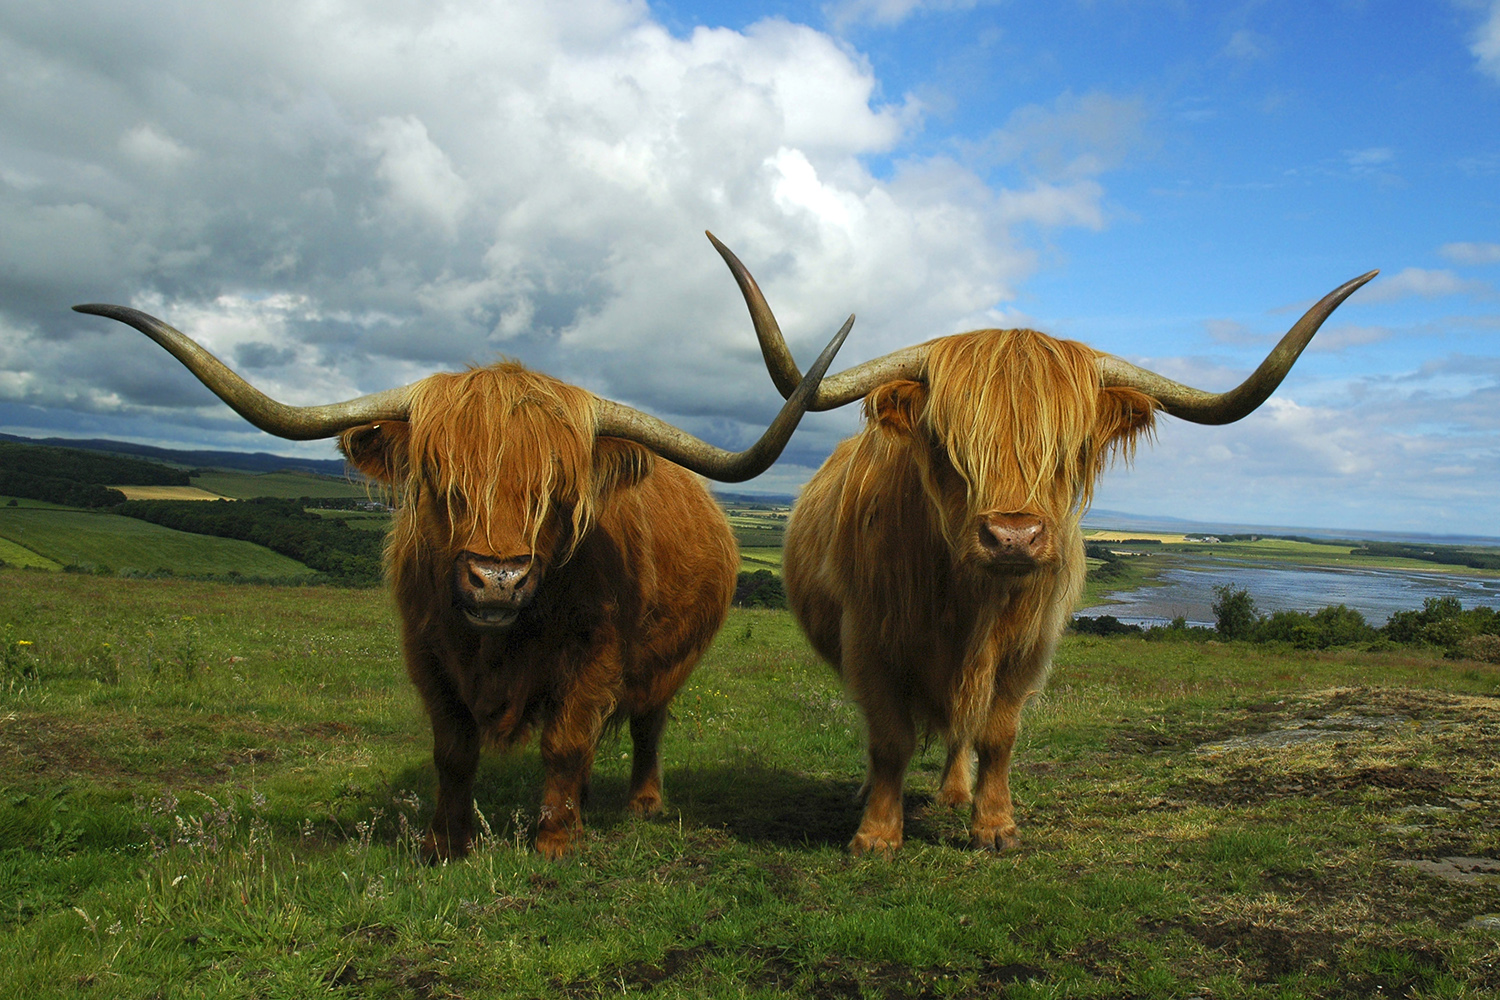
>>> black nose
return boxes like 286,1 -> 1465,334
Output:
454,552 -> 536,606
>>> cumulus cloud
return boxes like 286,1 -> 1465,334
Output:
1441,241 -> 1500,265
4,0 -> 1096,466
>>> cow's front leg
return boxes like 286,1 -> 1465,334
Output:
425,698 -> 481,862
535,699 -> 606,860
849,684 -> 917,856
970,698 -> 1022,851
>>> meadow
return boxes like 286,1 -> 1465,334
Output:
1,569 -> 1497,999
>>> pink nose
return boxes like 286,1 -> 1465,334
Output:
976,513 -> 1047,565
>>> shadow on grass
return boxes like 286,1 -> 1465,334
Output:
376,752 -> 972,852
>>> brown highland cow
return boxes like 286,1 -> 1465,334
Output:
75,238 -> 852,859
710,234 -> 1375,855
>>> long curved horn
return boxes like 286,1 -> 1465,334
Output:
595,312 -> 853,482
1097,269 -> 1379,424
72,304 -> 414,439
708,232 -> 925,411
708,233 -> 1377,421
76,285 -> 854,480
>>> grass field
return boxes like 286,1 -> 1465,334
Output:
0,507 -> 316,578
1,569 -> 1496,998
190,468 -> 369,500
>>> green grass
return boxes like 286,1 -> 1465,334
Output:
190,468 -> 369,500
739,546 -> 783,574
1,569 -> 1497,998
0,507 -> 315,577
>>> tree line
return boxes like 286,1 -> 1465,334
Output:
0,441 -> 190,507
114,498 -> 384,585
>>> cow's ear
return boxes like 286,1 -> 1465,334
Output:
591,438 -> 654,497
1095,386 -> 1157,449
865,380 -> 928,434
339,421 -> 411,484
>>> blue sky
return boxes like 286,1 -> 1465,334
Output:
1,0 -> 1496,535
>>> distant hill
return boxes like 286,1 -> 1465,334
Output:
0,433 -> 348,476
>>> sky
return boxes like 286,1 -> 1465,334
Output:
1,0 -> 1497,536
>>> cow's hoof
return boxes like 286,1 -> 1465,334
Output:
534,827 -> 574,860
933,787 -> 972,809
422,830 -> 469,864
970,826 -> 1019,852
628,790 -> 663,816
849,830 -> 902,856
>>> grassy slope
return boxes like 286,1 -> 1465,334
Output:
0,569 -> 1496,998
0,507 -> 315,577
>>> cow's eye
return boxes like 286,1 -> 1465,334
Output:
445,490 -> 468,519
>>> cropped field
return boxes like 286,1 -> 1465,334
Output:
1,569 -> 1496,998
0,506 -> 315,577
190,468 -> 368,500
111,486 -> 227,501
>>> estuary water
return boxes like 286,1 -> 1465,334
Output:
1076,559 -> 1500,628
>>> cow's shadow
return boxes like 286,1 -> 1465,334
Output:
382,750 -> 963,851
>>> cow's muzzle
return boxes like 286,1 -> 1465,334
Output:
453,552 -> 539,630
973,512 -> 1049,572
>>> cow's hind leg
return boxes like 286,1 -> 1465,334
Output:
425,699 -> 481,862
935,739 -> 974,808
970,698 -> 1022,851
626,704 -> 669,816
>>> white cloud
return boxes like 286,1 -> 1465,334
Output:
824,0 -> 979,31
119,124 -> 194,170
366,116 -> 470,237
980,91 -> 1151,182
1472,0 -> 1500,81
1,0 -> 1124,460
1441,241 -> 1500,265
1359,267 -> 1492,302
1223,29 -> 1269,61
1096,362 -> 1500,534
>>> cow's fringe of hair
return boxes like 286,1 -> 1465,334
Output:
922,329 -> 1156,516
399,364 -> 600,564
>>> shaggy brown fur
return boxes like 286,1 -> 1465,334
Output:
342,362 -> 736,860
783,329 -> 1156,855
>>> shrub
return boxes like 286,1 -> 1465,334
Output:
1072,614 -> 1142,636
1456,634 -> 1500,664
1212,584 -> 1260,641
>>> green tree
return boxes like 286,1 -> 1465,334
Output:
1211,583 -> 1260,640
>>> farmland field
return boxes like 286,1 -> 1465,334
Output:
189,468 -> 369,500
1,569 -> 1496,998
0,505 -> 316,578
